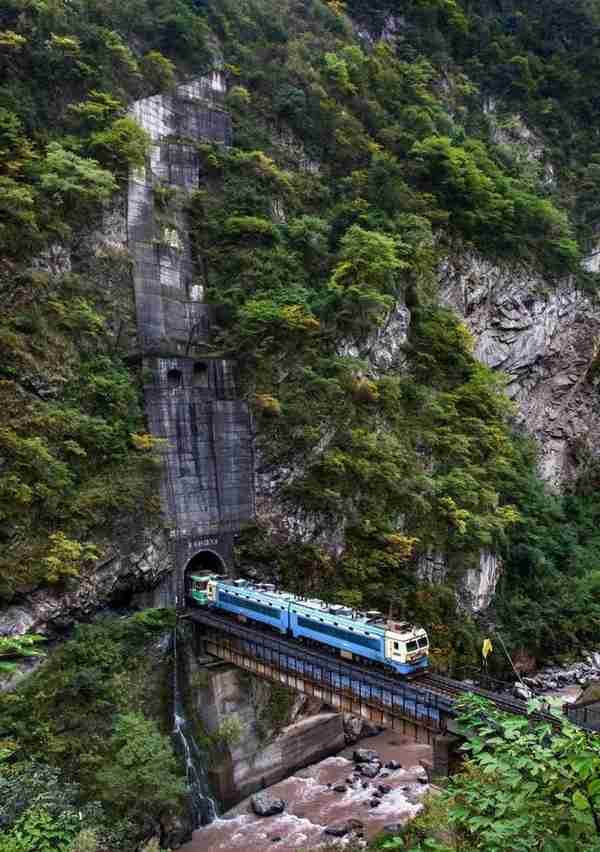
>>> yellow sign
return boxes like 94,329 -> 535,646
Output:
482,638 -> 493,659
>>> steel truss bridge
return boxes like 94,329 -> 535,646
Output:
185,609 -> 583,754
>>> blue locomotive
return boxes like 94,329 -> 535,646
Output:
187,574 -> 429,675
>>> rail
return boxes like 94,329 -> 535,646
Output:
185,609 -> 597,732
187,608 -> 452,736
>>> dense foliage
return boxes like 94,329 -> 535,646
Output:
346,0 -> 600,257
0,0 -> 192,599
494,442 -> 600,661
0,609 -> 181,851
0,268 -> 160,599
1,0 -> 599,660
188,0 -> 598,662
379,694 -> 600,851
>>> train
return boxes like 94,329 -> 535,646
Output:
187,573 -> 429,675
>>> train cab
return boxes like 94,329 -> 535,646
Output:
187,573 -> 218,606
384,620 -> 429,674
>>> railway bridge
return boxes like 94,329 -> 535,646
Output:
185,608 -> 579,780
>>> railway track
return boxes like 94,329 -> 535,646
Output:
186,609 -> 577,729
414,672 -> 561,726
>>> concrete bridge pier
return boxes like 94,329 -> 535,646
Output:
429,733 -> 463,781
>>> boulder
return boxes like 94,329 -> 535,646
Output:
251,793 -> 286,817
324,823 -> 351,837
324,818 -> 362,838
343,713 -> 364,743
160,814 -> 192,848
370,798 -> 381,808
353,748 -> 379,764
383,823 -> 405,834
513,683 -> 533,701
359,762 -> 381,779
378,784 -> 392,795
333,784 -> 347,793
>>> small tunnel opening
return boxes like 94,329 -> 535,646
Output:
184,550 -> 226,603
192,361 -> 209,388
167,368 -> 183,389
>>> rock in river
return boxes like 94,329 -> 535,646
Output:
353,748 -> 380,764
360,762 -> 381,778
324,818 -> 364,837
250,792 -> 286,817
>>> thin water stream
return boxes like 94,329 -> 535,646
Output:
172,626 -> 217,827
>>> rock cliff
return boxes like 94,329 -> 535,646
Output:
0,527 -> 173,638
440,253 -> 600,488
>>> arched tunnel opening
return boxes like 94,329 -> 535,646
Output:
184,550 -> 226,605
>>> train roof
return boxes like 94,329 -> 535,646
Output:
216,579 -> 426,638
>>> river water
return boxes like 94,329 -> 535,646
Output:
183,730 -> 432,851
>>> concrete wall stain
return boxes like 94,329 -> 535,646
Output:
128,75 -> 254,602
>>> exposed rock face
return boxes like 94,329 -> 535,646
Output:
440,253 -> 600,488
254,455 -> 347,560
460,551 -> 501,613
338,300 -> 411,373
185,654 -> 345,807
0,528 -> 173,637
416,547 -> 501,613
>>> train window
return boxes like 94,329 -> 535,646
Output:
407,640 -> 418,651
418,637 -> 428,648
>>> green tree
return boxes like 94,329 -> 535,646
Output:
95,713 -> 185,819
327,224 -> 407,332
395,694 -> 600,851
89,117 -> 150,174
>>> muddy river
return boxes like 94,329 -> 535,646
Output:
183,729 -> 432,851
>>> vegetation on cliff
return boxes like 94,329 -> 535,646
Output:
190,0 -> 600,665
1,0 -> 600,671
0,609 -> 182,851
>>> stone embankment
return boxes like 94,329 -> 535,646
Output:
523,651 -> 600,693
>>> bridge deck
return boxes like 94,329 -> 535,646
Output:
185,609 -> 578,736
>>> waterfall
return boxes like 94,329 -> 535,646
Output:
172,625 -> 217,827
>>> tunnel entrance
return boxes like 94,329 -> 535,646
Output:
186,549 -> 225,576
184,549 -> 225,605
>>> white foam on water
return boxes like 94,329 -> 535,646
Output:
274,812 -> 326,831
374,785 -> 427,819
